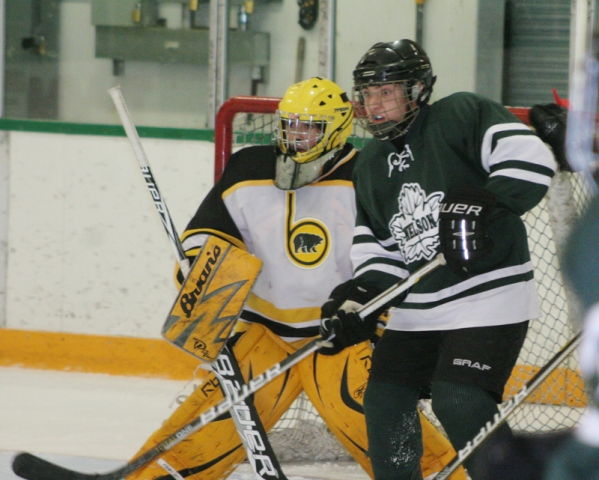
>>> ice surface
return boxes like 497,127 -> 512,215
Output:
0,367 -> 369,480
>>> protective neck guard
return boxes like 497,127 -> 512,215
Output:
274,148 -> 340,190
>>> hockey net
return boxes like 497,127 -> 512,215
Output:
214,96 -> 593,463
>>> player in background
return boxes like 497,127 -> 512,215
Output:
319,40 -> 557,480
468,24 -> 599,480
542,33 -> 599,476
542,198 -> 599,480
124,78 -> 461,480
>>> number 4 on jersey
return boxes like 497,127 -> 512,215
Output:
162,235 -> 262,363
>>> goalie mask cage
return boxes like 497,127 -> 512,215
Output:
214,96 -> 592,463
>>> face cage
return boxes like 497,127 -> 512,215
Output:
274,112 -> 333,163
352,80 -> 420,141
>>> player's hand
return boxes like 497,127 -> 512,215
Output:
320,279 -> 356,321
320,310 -> 378,355
319,280 -> 384,355
439,186 -> 496,277
530,103 -> 570,171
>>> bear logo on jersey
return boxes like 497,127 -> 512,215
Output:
293,232 -> 323,253
389,183 -> 443,263
288,221 -> 330,267
285,191 -> 331,268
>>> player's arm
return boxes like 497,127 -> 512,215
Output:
175,169 -> 246,287
351,189 -> 410,291
319,195 -> 408,354
438,99 -> 557,276
480,102 -> 557,215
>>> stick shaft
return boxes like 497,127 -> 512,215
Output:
12,336 -> 323,480
108,86 -> 190,276
110,86 -> 288,478
359,253 -> 446,318
123,251 -> 440,476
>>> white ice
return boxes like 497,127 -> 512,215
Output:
0,366 -> 370,480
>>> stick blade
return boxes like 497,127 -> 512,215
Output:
12,452 -> 97,480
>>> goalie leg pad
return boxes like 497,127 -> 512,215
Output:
300,342 -> 467,480
126,323 -> 303,480
299,342 -> 373,475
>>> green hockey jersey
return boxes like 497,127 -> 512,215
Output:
352,92 -> 557,332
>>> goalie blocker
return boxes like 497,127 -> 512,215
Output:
162,235 -> 262,363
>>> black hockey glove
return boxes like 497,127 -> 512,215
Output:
319,279 -> 386,355
439,186 -> 496,278
530,103 -> 570,171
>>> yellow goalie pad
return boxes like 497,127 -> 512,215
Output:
162,236 -> 262,363
127,323 -> 303,480
130,322 -> 466,480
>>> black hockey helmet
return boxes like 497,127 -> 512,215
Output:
353,39 -> 436,105
352,39 -> 436,140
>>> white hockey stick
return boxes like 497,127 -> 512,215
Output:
109,86 -> 288,480
11,255 -> 446,480
108,86 -> 191,277
432,331 -> 583,480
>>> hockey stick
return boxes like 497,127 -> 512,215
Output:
213,346 -> 290,480
108,86 -> 285,480
11,254 -> 446,480
108,86 -> 191,277
432,331 -> 583,480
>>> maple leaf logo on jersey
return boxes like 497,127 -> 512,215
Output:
389,183 -> 444,263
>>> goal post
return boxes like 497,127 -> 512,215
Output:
213,95 -> 591,462
214,96 -> 280,182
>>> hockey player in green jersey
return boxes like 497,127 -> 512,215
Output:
319,39 -> 557,480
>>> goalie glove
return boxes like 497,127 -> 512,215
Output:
319,279 -> 388,355
530,103 -> 570,171
439,186 -> 496,278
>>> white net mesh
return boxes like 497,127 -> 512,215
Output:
217,99 -> 592,461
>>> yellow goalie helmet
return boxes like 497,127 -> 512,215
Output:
274,77 -> 354,189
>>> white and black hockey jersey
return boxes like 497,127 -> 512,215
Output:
352,92 -> 557,332
179,144 -> 358,342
